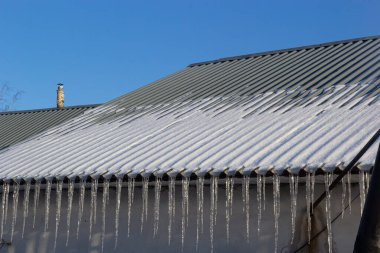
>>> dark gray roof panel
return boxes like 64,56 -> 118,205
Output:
0,104 -> 99,150
188,35 -> 380,67
110,36 -> 380,111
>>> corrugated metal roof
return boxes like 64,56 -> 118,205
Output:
0,104 -> 99,151
0,36 -> 379,181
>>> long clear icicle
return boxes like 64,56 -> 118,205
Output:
44,180 -> 52,232
66,180 -> 74,246
4,183 -> 9,226
273,174 -> 280,253
196,177 -> 204,250
289,174 -> 298,244
209,176 -> 218,253
54,181 -> 63,252
347,171 -> 352,214
114,178 -> 122,249
127,177 -> 135,238
153,177 -> 162,238
93,179 -> 98,224
311,172 -> 315,214
226,176 -> 234,242
22,181 -> 31,238
325,173 -> 333,253
243,176 -> 250,243
341,176 -> 346,219
306,172 -> 311,244
141,177 -> 149,233
263,175 -> 266,210
1,182 -> 9,239
168,177 -> 176,245
32,181 -> 40,229
10,182 -> 20,242
89,179 -> 98,241
181,177 -> 190,251
359,171 -> 366,215
76,179 -> 86,239
101,179 -> 110,253
256,175 -> 262,236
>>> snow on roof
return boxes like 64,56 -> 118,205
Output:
0,83 -> 378,181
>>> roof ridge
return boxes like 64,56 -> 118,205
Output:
188,35 -> 380,67
0,104 -> 100,115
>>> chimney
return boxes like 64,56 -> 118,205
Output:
57,83 -> 64,109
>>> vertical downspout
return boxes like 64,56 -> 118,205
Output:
354,142 -> 380,253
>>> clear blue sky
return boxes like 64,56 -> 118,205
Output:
0,0 -> 379,110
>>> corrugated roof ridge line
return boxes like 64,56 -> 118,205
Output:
188,35 -> 380,67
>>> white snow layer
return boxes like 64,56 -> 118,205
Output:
0,84 -> 379,180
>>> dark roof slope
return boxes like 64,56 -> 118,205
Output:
110,35 -> 379,110
0,104 -> 99,150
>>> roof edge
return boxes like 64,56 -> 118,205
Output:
188,35 -> 380,67
0,104 -> 101,115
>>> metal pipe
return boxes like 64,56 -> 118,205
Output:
354,142 -> 380,252
312,128 -> 380,211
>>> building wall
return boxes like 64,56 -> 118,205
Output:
0,178 -> 362,253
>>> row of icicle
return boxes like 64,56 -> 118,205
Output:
0,171 -> 371,253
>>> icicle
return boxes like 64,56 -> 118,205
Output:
66,180 -> 74,246
209,176 -> 218,253
127,177 -> 135,238
341,176 -> 346,219
324,173 -> 333,253
54,181 -> 63,252
168,177 -> 175,245
4,183 -> 9,226
243,176 -> 250,243
230,177 -> 234,217
93,179 -> 98,223
256,175 -> 262,236
153,177 -> 162,238
359,171 -> 365,215
347,171 -> 352,214
263,175 -> 266,210
328,173 -> 333,186
76,179 -> 86,239
89,179 -> 97,241
306,173 -> 311,244
196,177 -> 204,250
101,179 -> 110,253
273,174 -> 280,253
226,176 -> 234,242
181,177 -> 190,251
10,182 -> 20,242
21,181 -> 31,238
1,182 -> 9,239
141,177 -> 149,233
311,172 -> 315,214
242,177 -> 246,213
214,177 -> 218,227
44,180 -> 52,232
289,174 -> 298,244
32,181 -> 40,229
114,178 -> 122,249
365,172 -> 370,195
